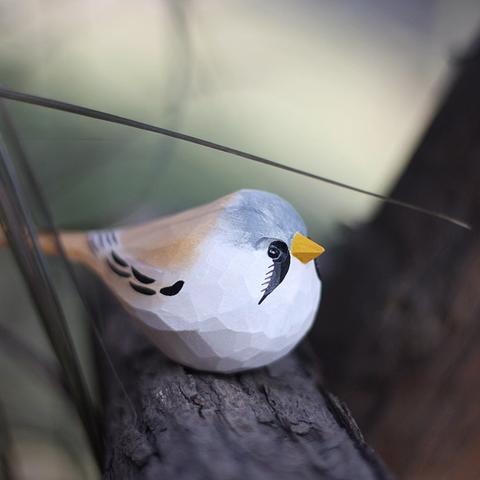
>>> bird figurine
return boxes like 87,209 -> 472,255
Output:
0,86 -> 469,374
1,189 -> 325,373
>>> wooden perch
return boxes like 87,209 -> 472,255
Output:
314,34 -> 480,479
96,286 -> 391,480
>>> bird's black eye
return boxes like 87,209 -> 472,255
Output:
268,245 -> 281,260
267,241 -> 288,262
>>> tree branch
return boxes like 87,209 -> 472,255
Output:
97,287 -> 391,480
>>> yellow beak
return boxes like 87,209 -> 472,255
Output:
290,232 -> 326,264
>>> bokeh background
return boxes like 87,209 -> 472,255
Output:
0,1 -> 479,478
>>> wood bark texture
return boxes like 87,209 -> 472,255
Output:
96,287 -> 391,480
313,35 -> 480,479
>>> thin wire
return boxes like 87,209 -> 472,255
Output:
0,85 -> 471,231
0,100 -> 138,424
0,138 -> 102,465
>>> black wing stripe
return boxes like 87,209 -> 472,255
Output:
107,259 -> 131,278
111,250 -> 128,267
129,282 -> 156,296
131,267 -> 155,284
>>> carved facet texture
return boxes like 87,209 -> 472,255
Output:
90,190 -> 322,372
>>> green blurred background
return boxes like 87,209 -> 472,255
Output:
0,1 -> 479,478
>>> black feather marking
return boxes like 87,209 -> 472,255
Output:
111,250 -> 128,267
259,241 -> 291,305
131,267 -> 155,284
160,281 -> 184,296
129,282 -> 156,296
106,259 -> 131,278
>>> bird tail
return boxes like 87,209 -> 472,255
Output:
0,227 -> 92,266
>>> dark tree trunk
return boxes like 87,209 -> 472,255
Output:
314,35 -> 480,479
96,286 -> 390,480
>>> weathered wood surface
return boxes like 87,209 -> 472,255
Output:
97,289 -> 391,480
314,35 -> 480,479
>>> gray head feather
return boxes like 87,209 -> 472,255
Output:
218,189 -> 307,248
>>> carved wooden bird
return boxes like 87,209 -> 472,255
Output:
1,189 -> 325,372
